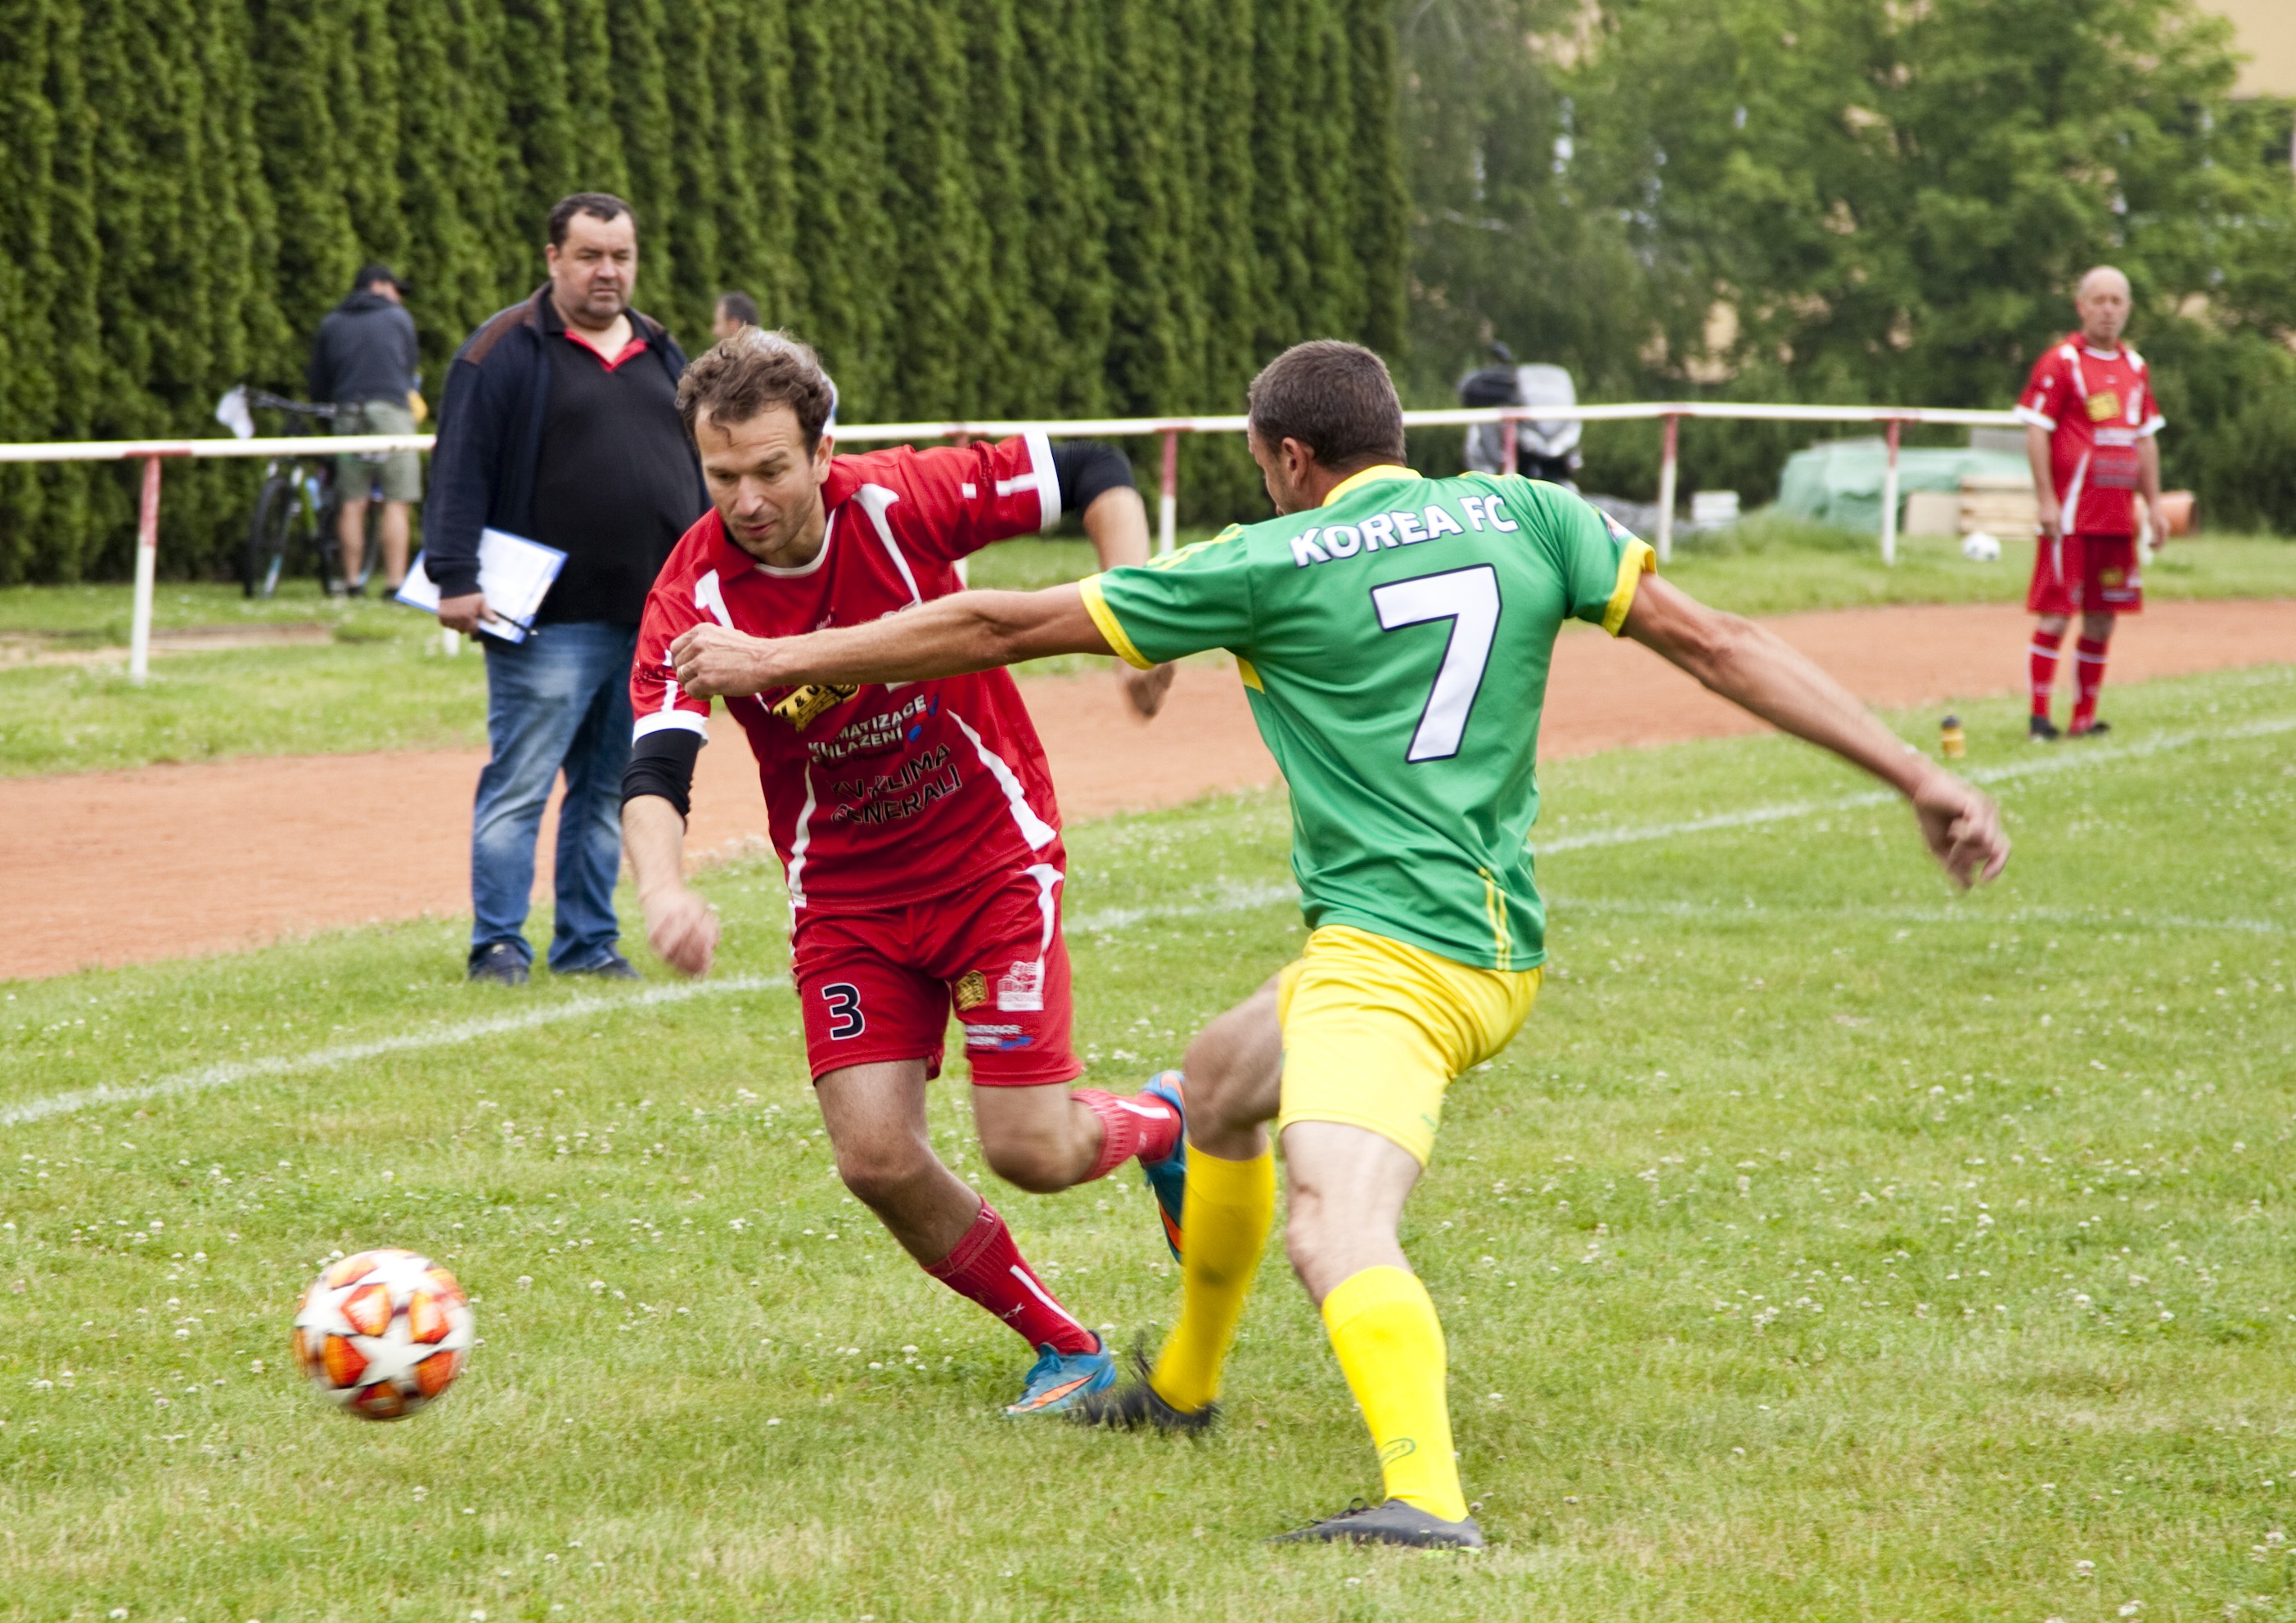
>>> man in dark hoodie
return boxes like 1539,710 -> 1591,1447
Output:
424,192 -> 708,985
308,263 -> 423,592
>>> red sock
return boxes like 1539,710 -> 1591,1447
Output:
2028,627 -> 2064,721
2072,636 -> 2108,730
1074,1086 -> 1183,1181
924,1200 -> 1096,1355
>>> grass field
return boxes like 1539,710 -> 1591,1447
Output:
3,663 -> 2292,1619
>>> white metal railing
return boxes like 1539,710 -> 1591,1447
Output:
0,400 -> 2023,682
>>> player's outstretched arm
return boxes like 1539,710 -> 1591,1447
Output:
621,793 -> 718,976
1621,575 -> 2009,888
669,585 -> 1111,699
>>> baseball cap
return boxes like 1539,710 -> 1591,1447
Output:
353,263 -> 409,294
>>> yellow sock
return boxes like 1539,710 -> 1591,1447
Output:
1321,1266 -> 1468,1523
1149,1148 -> 1274,1411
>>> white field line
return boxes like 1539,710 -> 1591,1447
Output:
9,708 -> 2289,1130
1547,895 -> 2287,936
1069,882 -> 1295,935
0,974 -> 785,1129
1537,713 -> 2296,855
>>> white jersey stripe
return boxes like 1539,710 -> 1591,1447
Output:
785,766 -> 819,909
948,707 -> 1057,851
853,483 -> 921,605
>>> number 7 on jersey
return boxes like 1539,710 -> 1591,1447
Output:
1371,564 -> 1501,763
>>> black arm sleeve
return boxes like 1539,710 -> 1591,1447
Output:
1049,441 -> 1135,517
620,729 -> 701,820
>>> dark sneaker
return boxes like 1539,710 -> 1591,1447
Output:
467,943 -> 530,986
1073,1347 -> 1218,1433
1269,1498 -> 1485,1550
2028,715 -> 2061,744
558,951 -> 640,981
2068,718 -> 2111,739
1138,1070 -> 1187,1261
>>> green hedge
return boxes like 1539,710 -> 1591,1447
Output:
0,0 -> 1405,582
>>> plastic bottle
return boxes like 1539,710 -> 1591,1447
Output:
1939,715 -> 1966,759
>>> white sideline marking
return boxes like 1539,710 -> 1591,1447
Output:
1538,714 -> 2296,855
1069,883 -> 1294,935
0,975 -> 785,1128
1549,895 -> 2286,937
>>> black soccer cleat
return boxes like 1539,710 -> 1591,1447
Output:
1071,1348 -> 1218,1434
1268,1498 -> 1485,1550
2068,717 -> 2111,739
2028,715 -> 2061,744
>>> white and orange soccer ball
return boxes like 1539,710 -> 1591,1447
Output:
291,1248 -> 474,1420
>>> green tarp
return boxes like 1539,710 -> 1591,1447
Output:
1775,439 -> 2033,533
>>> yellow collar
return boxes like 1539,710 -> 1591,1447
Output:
1321,464 -> 1421,507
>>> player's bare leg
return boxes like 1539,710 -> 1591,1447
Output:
814,1059 -> 979,1262
2071,608 -> 2117,737
377,499 -> 412,590
971,1081 -> 1154,1194
1269,1119 -> 1480,1549
1280,1121 -> 1419,1305
813,1059 -> 1114,1413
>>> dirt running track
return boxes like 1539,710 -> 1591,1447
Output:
3,598 -> 2289,981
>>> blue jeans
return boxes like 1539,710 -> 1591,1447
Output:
470,621 -> 638,972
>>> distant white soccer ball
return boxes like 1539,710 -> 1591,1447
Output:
292,1248 -> 474,1420
1961,530 -> 2002,563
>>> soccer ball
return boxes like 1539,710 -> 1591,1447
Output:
1961,530 -> 2003,563
291,1248 -> 475,1420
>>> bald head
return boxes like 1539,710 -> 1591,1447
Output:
2074,266 -> 2131,348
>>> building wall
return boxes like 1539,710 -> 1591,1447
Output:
2197,0 -> 2296,97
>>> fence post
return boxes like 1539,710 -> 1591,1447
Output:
128,455 -> 164,685
1880,417 -> 1902,566
1655,413 -> 1681,564
1157,428 -> 1179,555
1500,413 -> 1519,477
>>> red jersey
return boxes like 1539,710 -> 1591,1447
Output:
2013,334 -> 2163,537
632,434 -> 1069,910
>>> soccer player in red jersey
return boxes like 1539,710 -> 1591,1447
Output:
619,331 -> 1186,1414
2014,265 -> 2167,742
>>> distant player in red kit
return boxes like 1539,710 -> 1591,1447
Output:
2014,265 -> 2167,742
619,331 -> 1186,1414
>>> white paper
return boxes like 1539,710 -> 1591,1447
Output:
396,528 -> 568,644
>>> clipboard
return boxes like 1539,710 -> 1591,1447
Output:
396,528 -> 568,644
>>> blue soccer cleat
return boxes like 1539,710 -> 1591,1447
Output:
1004,1338 -> 1117,1417
1138,1070 -> 1188,1261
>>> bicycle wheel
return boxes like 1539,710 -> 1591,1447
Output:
243,469 -> 298,599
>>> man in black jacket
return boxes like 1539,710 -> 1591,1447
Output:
308,264 -> 422,592
425,193 -> 708,985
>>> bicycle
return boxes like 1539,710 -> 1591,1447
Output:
237,389 -> 384,600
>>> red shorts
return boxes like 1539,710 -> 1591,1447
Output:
2028,533 -> 2142,616
788,861 -> 1082,1088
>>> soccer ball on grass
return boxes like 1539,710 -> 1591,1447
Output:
291,1248 -> 474,1419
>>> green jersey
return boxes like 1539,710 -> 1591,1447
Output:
1080,465 -> 1653,971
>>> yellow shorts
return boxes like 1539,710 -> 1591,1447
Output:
1275,924 -> 1540,1166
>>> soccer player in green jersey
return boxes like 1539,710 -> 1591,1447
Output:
669,340 -> 2010,1549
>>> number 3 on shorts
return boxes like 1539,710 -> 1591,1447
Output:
821,982 -> 865,1040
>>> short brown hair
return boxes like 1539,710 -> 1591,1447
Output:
678,328 -> 837,447
548,192 -> 634,247
1246,340 -> 1406,470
